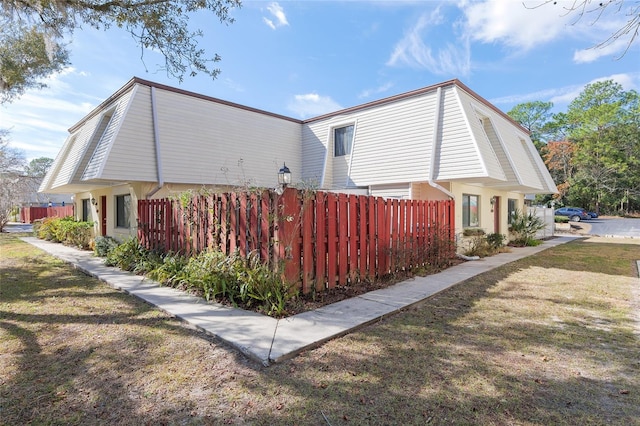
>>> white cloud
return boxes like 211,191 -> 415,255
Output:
461,0 -> 635,60
287,93 -> 343,119
0,67 -> 97,161
490,72 -> 640,109
550,72 -> 639,104
462,0 -> 569,50
573,37 -> 631,63
263,2 -> 289,30
358,82 -> 395,99
386,9 -> 471,77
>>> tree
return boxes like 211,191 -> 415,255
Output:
25,157 -> 54,178
542,140 -> 576,204
529,0 -> 640,58
507,101 -> 554,147
0,23 -> 69,103
0,0 -> 241,103
0,130 -> 27,231
565,80 -> 640,214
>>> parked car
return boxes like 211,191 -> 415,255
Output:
587,211 -> 599,218
554,207 -> 590,222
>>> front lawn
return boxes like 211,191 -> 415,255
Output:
1,233 -> 638,425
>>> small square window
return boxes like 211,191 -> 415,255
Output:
116,194 -> 131,228
334,125 -> 354,157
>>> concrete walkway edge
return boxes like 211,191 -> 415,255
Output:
21,236 -> 581,366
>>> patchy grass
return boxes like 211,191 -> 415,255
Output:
1,233 -> 639,425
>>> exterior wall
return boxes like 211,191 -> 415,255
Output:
151,86 -> 301,188
411,182 -> 451,201
434,86 -> 501,181
301,91 -> 437,188
91,86 -> 158,182
450,182 -> 525,240
369,183 -> 411,199
75,183 -> 142,240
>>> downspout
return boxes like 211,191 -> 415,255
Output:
428,86 -> 455,199
146,86 -> 164,199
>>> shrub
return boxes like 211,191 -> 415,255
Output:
105,237 -> 149,272
463,227 -> 485,237
37,217 -> 62,241
486,232 -> 506,249
94,236 -> 120,257
554,216 -> 570,223
509,209 -> 546,247
36,216 -> 93,248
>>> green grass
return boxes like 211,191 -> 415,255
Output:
1,234 -> 639,425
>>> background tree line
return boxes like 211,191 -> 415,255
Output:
508,80 -> 639,216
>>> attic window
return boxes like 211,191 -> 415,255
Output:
334,125 -> 354,157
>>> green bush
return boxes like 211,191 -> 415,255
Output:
105,237 -> 149,272
509,209 -> 546,247
36,216 -> 93,249
463,227 -> 485,237
103,238 -> 295,317
554,216 -> 570,223
94,236 -> 120,257
486,232 -> 506,249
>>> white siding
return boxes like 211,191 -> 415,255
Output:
95,85 -> 158,182
370,183 -> 411,199
301,123 -> 327,187
302,92 -> 436,189
50,115 -> 101,188
152,88 -> 301,188
82,88 -> 135,180
440,87 -> 505,181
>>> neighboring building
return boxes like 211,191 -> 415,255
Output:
40,77 -> 557,242
20,176 -> 72,207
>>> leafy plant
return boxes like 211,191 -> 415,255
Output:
105,237 -> 150,272
36,216 -> 92,248
509,209 -> 546,247
94,236 -> 120,257
485,232 -> 506,249
463,227 -> 485,237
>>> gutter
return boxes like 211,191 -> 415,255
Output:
428,87 -> 455,199
146,86 -> 164,199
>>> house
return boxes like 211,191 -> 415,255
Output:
40,77 -> 557,242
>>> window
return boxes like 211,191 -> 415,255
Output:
116,194 -> 131,228
508,198 -> 518,224
334,125 -> 354,157
462,194 -> 479,228
82,198 -> 91,222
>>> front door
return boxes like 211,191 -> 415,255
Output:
101,195 -> 107,236
493,196 -> 500,234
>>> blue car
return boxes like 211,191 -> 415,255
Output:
554,207 -> 590,222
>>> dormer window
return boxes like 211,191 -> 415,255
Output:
334,125 -> 354,157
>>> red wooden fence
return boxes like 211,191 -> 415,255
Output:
20,206 -> 75,223
138,188 -> 455,294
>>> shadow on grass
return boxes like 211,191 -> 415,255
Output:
0,236 -> 263,425
243,248 -> 640,425
1,235 -> 638,424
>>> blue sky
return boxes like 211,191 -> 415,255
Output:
1,0 -> 638,162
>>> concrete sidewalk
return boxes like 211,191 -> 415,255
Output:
22,236 -> 579,366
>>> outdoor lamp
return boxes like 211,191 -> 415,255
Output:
278,163 -> 291,188
91,197 -> 97,206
